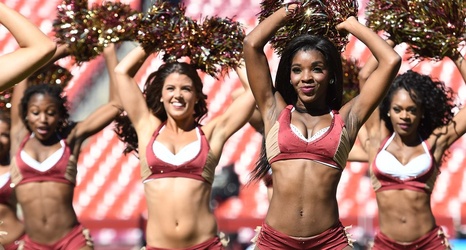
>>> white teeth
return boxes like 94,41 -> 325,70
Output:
172,102 -> 183,107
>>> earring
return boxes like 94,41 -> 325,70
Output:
387,113 -> 390,117
160,98 -> 163,102
329,79 -> 334,85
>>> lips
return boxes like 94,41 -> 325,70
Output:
36,127 -> 50,135
398,123 -> 411,130
300,85 -> 316,94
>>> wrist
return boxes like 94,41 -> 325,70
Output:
283,2 -> 299,15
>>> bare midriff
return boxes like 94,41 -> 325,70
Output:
144,177 -> 218,248
16,181 -> 78,244
265,159 -> 342,237
376,189 -> 435,242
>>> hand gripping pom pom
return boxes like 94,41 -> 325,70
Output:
259,0 -> 359,55
136,0 -> 245,78
54,0 -> 142,64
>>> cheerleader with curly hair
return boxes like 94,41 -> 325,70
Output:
8,44 -> 121,250
359,43 -> 462,250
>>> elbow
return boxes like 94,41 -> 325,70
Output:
387,53 -> 402,74
358,67 -> 371,84
114,65 -> 127,77
243,35 -> 262,55
42,42 -> 57,62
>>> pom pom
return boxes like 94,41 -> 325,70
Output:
365,0 -> 407,43
27,64 -> 74,89
160,16 -> 199,63
54,0 -> 142,64
366,0 -> 466,60
341,55 -> 360,104
90,1 -> 142,47
191,17 -> 245,77
136,0 -> 187,54
137,0 -> 245,77
53,0 -> 103,64
259,0 -> 359,55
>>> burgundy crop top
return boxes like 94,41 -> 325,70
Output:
141,124 -> 219,184
265,105 -> 351,169
370,134 -> 439,193
10,134 -> 77,187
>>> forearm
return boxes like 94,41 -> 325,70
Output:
339,18 -> 399,66
243,6 -> 290,51
103,44 -> 121,105
114,45 -> 149,77
0,3 -> 54,49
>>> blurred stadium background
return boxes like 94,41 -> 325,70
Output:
2,0 -> 466,249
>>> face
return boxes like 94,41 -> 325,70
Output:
26,93 -> 61,141
290,49 -> 331,105
160,73 -> 198,120
0,120 -> 10,160
388,88 -> 423,136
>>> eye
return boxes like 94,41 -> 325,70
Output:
313,67 -> 323,73
407,107 -> 417,114
392,107 -> 401,113
182,86 -> 192,92
291,67 -> 302,74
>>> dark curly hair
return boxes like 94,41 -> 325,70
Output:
249,34 -> 344,184
275,34 -> 343,110
20,84 -> 71,137
379,70 -> 457,140
115,62 -> 208,154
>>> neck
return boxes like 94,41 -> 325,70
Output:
165,118 -> 197,133
393,132 -> 421,147
294,103 -> 330,116
33,132 -> 61,146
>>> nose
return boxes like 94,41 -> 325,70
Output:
302,71 -> 312,82
174,89 -> 183,99
400,110 -> 410,120
39,113 -> 48,123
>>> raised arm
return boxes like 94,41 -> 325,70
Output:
0,2 -> 56,90
338,17 -> 401,134
206,62 -> 256,151
357,40 -> 395,159
433,54 -> 466,155
73,44 -> 123,140
243,5 -> 293,133
113,45 -> 156,134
